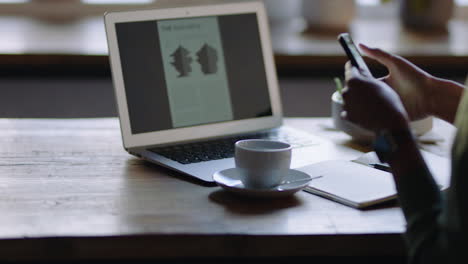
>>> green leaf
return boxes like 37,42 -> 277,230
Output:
334,77 -> 344,95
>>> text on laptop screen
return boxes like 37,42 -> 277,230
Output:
116,13 -> 272,135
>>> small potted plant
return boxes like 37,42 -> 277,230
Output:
331,78 -> 433,142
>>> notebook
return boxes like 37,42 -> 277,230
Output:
104,1 -> 323,183
297,150 -> 451,209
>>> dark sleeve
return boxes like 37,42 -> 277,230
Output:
397,118 -> 468,263
395,162 -> 444,263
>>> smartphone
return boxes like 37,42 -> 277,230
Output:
338,33 -> 372,77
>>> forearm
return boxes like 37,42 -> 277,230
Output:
388,135 -> 441,213
387,134 -> 443,262
427,76 -> 465,124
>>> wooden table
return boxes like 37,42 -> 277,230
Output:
0,118 -> 455,262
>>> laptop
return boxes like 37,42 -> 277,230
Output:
104,1 -> 324,183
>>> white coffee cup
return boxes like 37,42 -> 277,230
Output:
235,139 -> 292,189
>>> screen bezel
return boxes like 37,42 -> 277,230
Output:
105,1 -> 282,149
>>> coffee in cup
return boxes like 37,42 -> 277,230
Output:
234,139 -> 292,189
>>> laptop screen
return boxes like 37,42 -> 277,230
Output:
115,13 -> 272,135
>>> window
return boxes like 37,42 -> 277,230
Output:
1,0 -> 467,20
0,0 -> 160,18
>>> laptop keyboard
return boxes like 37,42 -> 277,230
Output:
149,129 -> 318,165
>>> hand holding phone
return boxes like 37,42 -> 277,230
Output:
338,33 -> 372,77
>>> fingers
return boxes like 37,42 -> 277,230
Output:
340,111 -> 347,120
341,71 -> 372,128
377,76 -> 388,82
340,110 -> 360,129
345,61 -> 353,81
377,75 -> 392,86
340,93 -> 361,126
345,61 -> 352,72
359,43 -> 401,69
360,43 -> 431,80
349,67 -> 362,79
345,63 -> 367,83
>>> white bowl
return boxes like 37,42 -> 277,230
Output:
331,91 -> 433,143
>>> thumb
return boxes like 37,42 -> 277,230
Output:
359,43 -> 398,69
345,63 -> 362,81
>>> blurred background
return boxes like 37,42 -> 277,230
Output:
0,0 -> 467,118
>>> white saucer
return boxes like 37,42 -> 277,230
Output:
213,168 -> 313,198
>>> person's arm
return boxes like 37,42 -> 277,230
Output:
359,44 -> 465,124
427,76 -> 465,124
393,91 -> 468,263
342,66 -> 444,263
343,46 -> 468,263
384,130 -> 443,264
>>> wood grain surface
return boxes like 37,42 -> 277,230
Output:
0,118 -> 454,261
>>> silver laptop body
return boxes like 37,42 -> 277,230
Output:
105,1 -> 323,183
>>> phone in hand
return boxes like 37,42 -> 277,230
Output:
338,33 -> 372,77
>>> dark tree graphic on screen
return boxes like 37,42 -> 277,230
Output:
197,44 -> 218,75
171,46 -> 193,77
